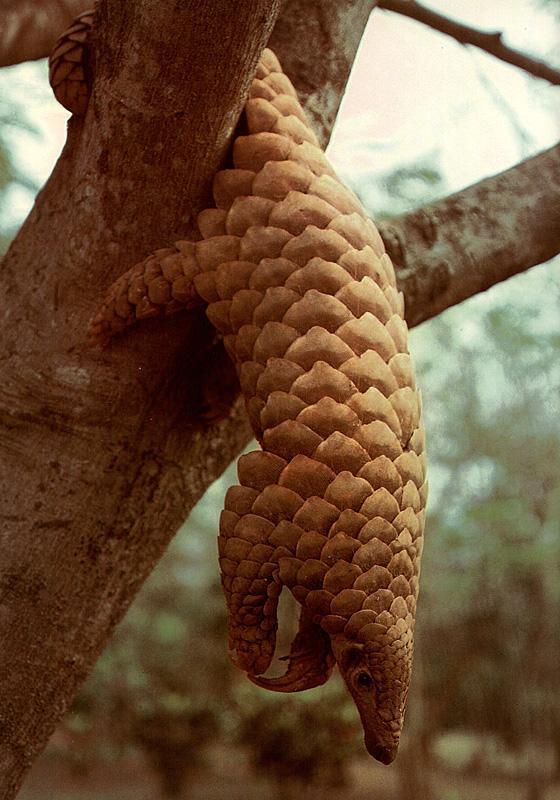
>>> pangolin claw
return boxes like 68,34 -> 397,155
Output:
249,613 -> 335,692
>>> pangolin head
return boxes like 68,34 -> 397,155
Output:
250,603 -> 416,765
329,619 -> 414,764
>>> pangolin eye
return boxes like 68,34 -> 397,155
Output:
355,670 -> 374,690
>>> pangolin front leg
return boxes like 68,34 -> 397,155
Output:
68,24 -> 429,764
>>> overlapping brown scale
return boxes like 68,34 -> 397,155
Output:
281,226 -> 351,266
260,391 -> 307,429
338,248 -> 388,282
248,257 -> 298,291
253,287 -> 301,327
239,226 -> 293,262
330,509 -> 369,537
336,314 -> 398,360
273,115 -> 320,147
358,455 -> 403,493
214,260 -> 256,300
213,169 -> 256,209
323,471 -> 373,511
279,455 -> 335,498
295,396 -> 360,438
248,77 -> 277,102
252,321 -> 300,363
234,133 -> 295,172
348,388 -> 403,435
335,277 -> 394,321
284,327 -> 355,371
245,98 -> 284,135
226,195 -> 275,236
268,192 -> 338,234
252,161 -> 314,202
263,419 -> 323,460
293,496 -> 339,531
313,432 -> 371,475
354,420 -> 402,461
255,358 -> 305,398
251,484 -> 305,523
292,141 -> 339,179
339,351 -> 399,396
328,213 -> 376,251
198,208 -> 227,238
285,257 -> 352,295
290,361 -> 357,405
229,289 -> 263,332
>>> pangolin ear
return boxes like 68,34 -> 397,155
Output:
339,642 -> 365,672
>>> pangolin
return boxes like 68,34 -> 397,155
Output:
50,14 -> 428,764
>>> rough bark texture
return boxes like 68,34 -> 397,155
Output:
0,0 -> 91,67
0,1 -> 375,796
379,143 -> 560,327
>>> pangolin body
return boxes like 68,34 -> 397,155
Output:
52,17 -> 427,764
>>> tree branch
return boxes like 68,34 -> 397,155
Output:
379,142 -> 560,327
0,1 -> 373,796
376,0 -> 560,86
0,0 -> 91,68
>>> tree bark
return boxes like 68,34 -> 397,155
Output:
0,1 -> 374,796
380,142 -> 560,327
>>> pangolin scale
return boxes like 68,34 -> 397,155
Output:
52,17 -> 428,765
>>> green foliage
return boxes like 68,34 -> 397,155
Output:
62,514 -> 234,795
342,150 -> 446,221
537,0 -> 560,16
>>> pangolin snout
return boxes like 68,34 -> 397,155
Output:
365,737 -> 398,765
